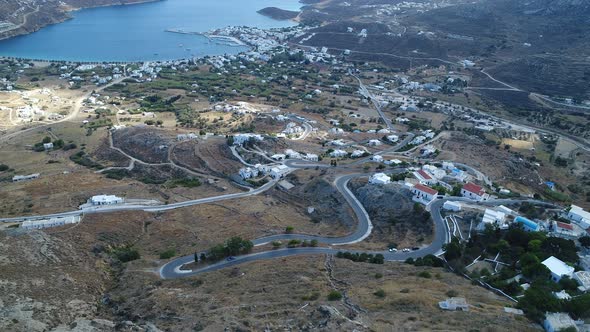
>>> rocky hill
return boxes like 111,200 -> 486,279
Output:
257,7 -> 300,20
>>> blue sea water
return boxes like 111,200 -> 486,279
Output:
0,0 -> 300,62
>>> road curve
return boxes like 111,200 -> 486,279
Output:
159,175 -> 454,279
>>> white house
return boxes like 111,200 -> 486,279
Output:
239,167 -> 259,179
568,205 -> 590,228
12,173 -> 40,182
443,201 -> 462,211
543,312 -> 578,332
573,271 -> 590,292
371,155 -> 384,162
330,149 -> 348,158
369,173 -> 391,185
270,165 -> 290,179
90,195 -> 124,206
233,133 -> 263,146
542,256 -> 575,282
271,154 -> 286,161
413,169 -> 436,185
351,150 -> 365,158
461,182 -> 488,201
386,135 -> 399,143
412,184 -> 438,204
481,209 -> 506,226
21,216 -> 80,230
438,298 -> 469,311
304,153 -> 319,162
43,142 -> 54,150
367,139 -> 382,146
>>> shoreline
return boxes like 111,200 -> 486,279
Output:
0,0 -> 162,41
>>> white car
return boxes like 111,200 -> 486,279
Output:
402,248 -> 411,253
388,248 -> 398,252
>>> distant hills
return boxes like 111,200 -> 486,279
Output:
257,7 -> 300,20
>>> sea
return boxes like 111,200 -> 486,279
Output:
0,0 -> 301,62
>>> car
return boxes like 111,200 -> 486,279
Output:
412,247 -> 420,251
402,248 -> 410,253
388,248 -> 398,252
226,256 -> 236,261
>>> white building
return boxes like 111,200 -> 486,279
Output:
543,312 -> 578,332
270,165 -> 290,179
414,169 -> 436,185
304,153 -> 319,162
443,201 -> 462,212
461,182 -> 488,201
90,195 -> 124,206
371,155 -> 383,162
284,149 -> 301,159
239,167 -> 259,179
386,135 -> 399,143
351,150 -> 365,158
438,298 -> 469,311
367,139 -> 382,146
43,142 -> 54,150
12,173 -> 40,182
481,209 -> 506,227
233,133 -> 263,146
573,271 -> 590,292
271,154 -> 286,161
542,256 -> 575,282
330,149 -> 348,158
568,205 -> 590,228
21,216 -> 80,230
369,173 -> 391,185
412,184 -> 438,204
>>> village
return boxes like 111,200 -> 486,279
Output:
0,11 -> 590,331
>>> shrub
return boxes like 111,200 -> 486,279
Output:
285,226 -> 294,234
327,290 -> 342,301
112,246 -> 140,262
446,290 -> 459,297
373,289 -> 386,298
418,271 -> 431,279
159,249 -> 176,259
374,273 -> 383,279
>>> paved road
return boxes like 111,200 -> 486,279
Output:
0,176 -> 286,223
159,192 -> 557,279
352,73 -> 394,130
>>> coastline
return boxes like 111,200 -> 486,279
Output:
0,0 -> 162,41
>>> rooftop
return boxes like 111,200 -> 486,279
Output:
542,256 -> 575,277
417,169 -> 432,180
463,182 -> 485,195
414,183 -> 438,195
544,312 -> 577,330
557,222 -> 574,231
570,205 -> 590,220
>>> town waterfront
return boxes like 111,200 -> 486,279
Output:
0,0 -> 300,62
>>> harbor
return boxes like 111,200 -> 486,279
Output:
165,28 -> 247,47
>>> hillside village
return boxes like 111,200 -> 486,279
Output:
1,0 -> 590,331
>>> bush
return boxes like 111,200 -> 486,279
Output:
112,246 -> 140,262
159,249 -> 176,259
285,226 -> 294,234
418,271 -> 432,278
446,290 -> 459,297
374,273 -> 383,279
327,290 -> 342,301
0,164 -> 8,172
373,289 -> 386,298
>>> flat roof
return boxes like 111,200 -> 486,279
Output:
542,256 -> 574,277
